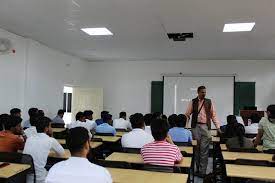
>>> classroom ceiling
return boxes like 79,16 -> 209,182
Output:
0,0 -> 275,61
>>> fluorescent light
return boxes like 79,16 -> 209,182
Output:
81,28 -> 113,36
223,22 -> 255,32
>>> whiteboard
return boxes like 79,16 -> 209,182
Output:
163,76 -> 234,126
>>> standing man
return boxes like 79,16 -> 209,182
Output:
185,86 -> 221,178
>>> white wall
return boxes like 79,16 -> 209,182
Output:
87,60 -> 275,120
0,28 -> 90,119
2,28 -> 275,122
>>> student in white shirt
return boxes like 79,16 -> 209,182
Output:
245,113 -> 261,134
23,116 -> 65,183
69,112 -> 93,138
113,112 -> 132,131
46,127 -> 112,183
121,113 -> 154,148
83,110 -> 97,131
22,108 -> 38,129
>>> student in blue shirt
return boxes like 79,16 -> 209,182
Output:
95,111 -> 109,126
96,114 -> 116,136
168,114 -> 192,143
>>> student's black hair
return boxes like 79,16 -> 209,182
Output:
250,113 -> 261,124
30,114 -> 40,126
168,114 -> 178,128
130,113 -> 144,129
28,108 -> 38,117
162,114 -> 167,121
75,112 -> 84,121
4,116 -> 22,130
152,112 -> 162,120
103,113 -> 112,123
177,114 -> 187,128
197,86 -> 206,92
144,113 -> 153,126
101,111 -> 109,118
38,110 -> 45,117
151,119 -> 169,141
35,116 -> 51,133
66,127 -> 89,154
10,108 -> 21,116
57,109 -> 65,115
119,112 -> 126,118
267,105 -> 275,119
83,110 -> 93,117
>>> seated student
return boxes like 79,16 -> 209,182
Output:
254,105 -> 275,152
144,113 -> 153,135
96,114 -> 116,136
226,123 -> 254,150
162,114 -> 168,121
23,114 -> 39,138
83,110 -> 97,131
152,112 -> 162,120
168,114 -> 192,143
221,115 -> 238,138
141,119 -> 183,166
10,108 -> 22,117
52,109 -> 65,124
121,113 -> 154,148
0,116 -> 25,152
168,114 -> 177,129
45,127 -> 112,183
95,111 -> 109,126
69,112 -> 93,138
245,113 -> 261,134
113,111 -> 132,131
23,116 -> 65,183
38,110 -> 45,117
22,107 -> 38,129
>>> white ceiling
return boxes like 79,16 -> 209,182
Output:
1,0 -> 275,61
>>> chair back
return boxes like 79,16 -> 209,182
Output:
142,164 -> 175,173
228,148 -> 258,153
95,133 -> 114,136
122,148 -> 140,154
51,123 -> 65,128
235,158 -> 270,166
95,159 -> 131,169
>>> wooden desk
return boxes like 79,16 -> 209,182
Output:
222,151 -> 273,162
94,135 -> 121,143
220,144 -> 263,152
107,167 -> 188,183
57,139 -> 103,149
179,146 -> 193,154
226,164 -> 275,181
48,149 -> 71,159
106,152 -> 192,168
116,131 -> 127,137
52,128 -> 66,133
0,162 -> 30,179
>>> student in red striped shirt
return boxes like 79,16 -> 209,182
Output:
141,118 -> 184,166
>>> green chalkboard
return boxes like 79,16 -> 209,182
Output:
234,82 -> 255,115
151,81 -> 163,113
